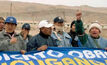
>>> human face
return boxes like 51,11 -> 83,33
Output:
5,23 -> 16,33
89,27 -> 100,38
0,20 -> 4,31
41,27 -> 52,36
21,28 -> 29,35
54,22 -> 64,27
71,24 -> 75,32
54,22 -> 64,32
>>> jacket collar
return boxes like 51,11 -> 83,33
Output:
89,35 -> 100,39
39,31 -> 50,39
52,31 -> 71,39
3,30 -> 18,36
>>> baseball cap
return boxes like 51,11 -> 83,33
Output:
38,20 -> 53,28
5,16 -> 17,25
22,23 -> 30,30
54,16 -> 64,23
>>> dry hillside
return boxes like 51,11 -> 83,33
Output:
0,1 -> 107,38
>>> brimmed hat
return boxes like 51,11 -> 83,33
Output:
38,20 -> 53,28
54,16 -> 64,23
5,16 -> 17,25
22,23 -> 30,30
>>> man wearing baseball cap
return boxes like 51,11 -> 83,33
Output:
0,16 -> 26,54
27,20 -> 57,51
20,23 -> 32,44
51,16 -> 72,47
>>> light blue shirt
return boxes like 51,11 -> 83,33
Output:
84,35 -> 107,49
51,32 -> 72,47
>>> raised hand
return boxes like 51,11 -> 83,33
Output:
76,10 -> 82,20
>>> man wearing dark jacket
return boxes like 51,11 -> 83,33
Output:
27,20 -> 57,51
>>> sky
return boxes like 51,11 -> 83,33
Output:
7,0 -> 107,7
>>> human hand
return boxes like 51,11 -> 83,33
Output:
76,10 -> 82,20
10,37 -> 17,44
105,48 -> 107,50
20,50 -> 26,54
37,45 -> 48,51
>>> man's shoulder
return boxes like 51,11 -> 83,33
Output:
99,36 -> 107,41
27,34 -> 32,39
31,34 -> 41,39
0,30 -> 6,38
14,32 -> 22,38
28,34 -> 32,37
0,30 -> 5,34
63,32 -> 71,38
51,32 -> 57,39
51,31 -> 71,39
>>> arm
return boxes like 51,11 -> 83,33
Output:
27,36 -> 38,52
75,20 -> 84,35
0,39 -> 11,50
75,11 -> 88,45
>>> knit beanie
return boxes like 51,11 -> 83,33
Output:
70,20 -> 76,28
89,22 -> 102,32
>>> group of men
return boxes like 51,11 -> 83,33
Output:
0,11 -> 107,54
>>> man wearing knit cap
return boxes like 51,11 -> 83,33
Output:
75,20 -> 107,50
85,22 -> 107,49
74,10 -> 107,50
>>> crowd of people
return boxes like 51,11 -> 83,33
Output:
0,11 -> 107,54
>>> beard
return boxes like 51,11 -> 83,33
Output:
54,25 -> 64,33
